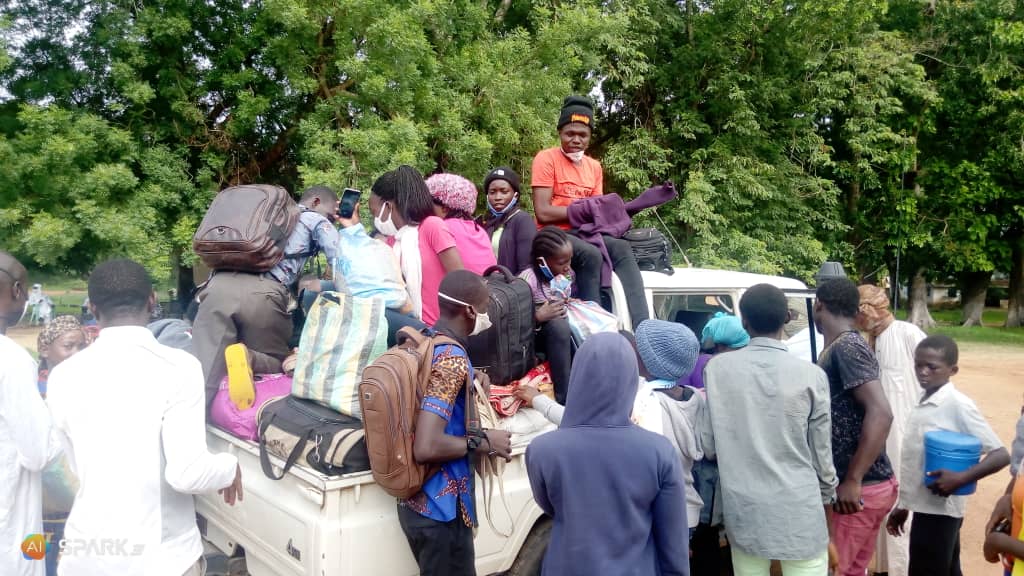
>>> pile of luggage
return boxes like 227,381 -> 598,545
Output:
207,265 -> 552,481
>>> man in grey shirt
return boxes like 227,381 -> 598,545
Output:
701,283 -> 838,575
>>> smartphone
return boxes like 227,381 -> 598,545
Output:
339,188 -> 361,219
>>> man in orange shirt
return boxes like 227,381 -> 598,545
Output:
531,96 -> 649,328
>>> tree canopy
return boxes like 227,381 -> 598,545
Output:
1,0 -> 1021,324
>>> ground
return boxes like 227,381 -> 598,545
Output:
951,342 -> 1022,575
7,326 -> 1022,574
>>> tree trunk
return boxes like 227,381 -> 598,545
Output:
907,267 -> 936,330
958,271 -> 990,327
1007,239 -> 1024,327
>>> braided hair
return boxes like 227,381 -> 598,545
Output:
530,226 -> 571,282
370,165 -> 435,225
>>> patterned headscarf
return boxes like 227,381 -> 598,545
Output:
425,173 -> 479,217
857,284 -> 894,347
37,315 -> 90,356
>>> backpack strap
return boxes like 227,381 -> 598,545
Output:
471,377 -> 514,537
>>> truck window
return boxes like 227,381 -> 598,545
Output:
784,297 -> 812,339
653,293 -> 735,337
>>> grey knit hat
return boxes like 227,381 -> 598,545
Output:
635,319 -> 699,385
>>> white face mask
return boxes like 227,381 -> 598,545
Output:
562,149 -> 585,163
373,202 -> 399,237
438,292 -> 492,335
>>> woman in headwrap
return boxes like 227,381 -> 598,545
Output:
37,315 -> 91,397
688,312 -> 749,575
425,172 -> 497,275
686,312 -> 750,390
481,166 -> 536,274
525,332 -> 689,575
856,284 -> 926,576
36,315 -> 90,576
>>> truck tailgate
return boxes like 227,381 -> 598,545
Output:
197,426 -> 544,576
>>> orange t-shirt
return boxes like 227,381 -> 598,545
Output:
530,147 -> 603,230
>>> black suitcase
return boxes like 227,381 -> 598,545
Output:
467,265 -> 536,385
623,227 -> 674,275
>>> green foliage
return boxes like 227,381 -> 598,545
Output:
0,0 -> 1020,290
0,105 -> 180,277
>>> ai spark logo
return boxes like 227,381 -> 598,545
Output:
21,534 -> 48,560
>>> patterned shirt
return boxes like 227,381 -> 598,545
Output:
399,344 -> 476,527
818,331 -> 894,483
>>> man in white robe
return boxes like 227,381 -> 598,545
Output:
857,284 -> 926,576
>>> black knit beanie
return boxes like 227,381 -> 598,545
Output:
557,95 -> 594,130
483,166 -> 521,195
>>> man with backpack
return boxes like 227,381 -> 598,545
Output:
397,270 -> 512,576
192,185 -> 340,406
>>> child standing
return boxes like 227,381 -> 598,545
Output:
518,226 -> 575,403
984,397 -> 1024,575
887,334 -> 1010,576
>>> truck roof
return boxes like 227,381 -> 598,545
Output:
640,267 -> 809,291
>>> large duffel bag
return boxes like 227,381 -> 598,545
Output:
467,265 -> 536,385
291,291 -> 389,419
257,395 -> 370,480
623,227 -> 674,275
193,184 -> 300,273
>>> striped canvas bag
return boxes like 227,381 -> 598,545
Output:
292,291 -> 388,419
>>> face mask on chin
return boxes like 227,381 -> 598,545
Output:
373,202 -> 399,237
487,196 -> 518,218
438,292 -> 492,336
562,149 -> 584,163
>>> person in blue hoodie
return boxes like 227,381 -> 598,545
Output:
525,331 -> 690,576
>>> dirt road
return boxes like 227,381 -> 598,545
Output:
7,325 -> 1022,573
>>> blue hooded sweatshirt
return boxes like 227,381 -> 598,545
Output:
525,332 -> 690,576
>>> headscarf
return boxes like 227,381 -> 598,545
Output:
700,312 -> 750,350
425,173 -> 478,217
37,315 -> 89,357
561,332 -> 638,428
857,284 -> 894,347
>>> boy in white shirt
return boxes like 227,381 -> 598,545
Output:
887,334 -> 1009,576
48,259 -> 242,576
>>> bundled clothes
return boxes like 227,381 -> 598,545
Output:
566,183 -> 678,288
526,333 -> 690,576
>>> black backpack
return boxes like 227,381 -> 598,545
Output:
257,396 -> 370,479
624,228 -> 674,275
467,265 -> 537,385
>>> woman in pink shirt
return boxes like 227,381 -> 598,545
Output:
369,166 -> 464,326
425,173 -> 497,275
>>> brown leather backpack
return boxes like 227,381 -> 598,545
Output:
358,328 -> 476,499
193,184 -> 300,273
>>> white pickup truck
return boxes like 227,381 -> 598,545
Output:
197,267 -> 817,576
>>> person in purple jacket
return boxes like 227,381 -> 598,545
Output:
481,167 -> 535,274
526,332 -> 690,576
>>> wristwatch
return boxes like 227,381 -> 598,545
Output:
467,434 -> 483,453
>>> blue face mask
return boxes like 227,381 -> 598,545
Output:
487,195 -> 518,218
537,256 -> 556,280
